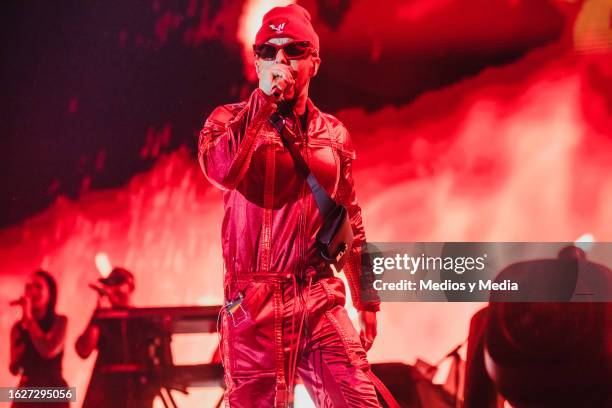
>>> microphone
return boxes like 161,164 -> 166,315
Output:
271,70 -> 296,101
88,284 -> 109,297
271,72 -> 284,99
9,297 -> 24,306
272,84 -> 285,100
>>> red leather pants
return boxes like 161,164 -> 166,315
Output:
220,275 -> 381,408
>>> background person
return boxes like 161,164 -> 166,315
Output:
76,267 -> 159,408
8,270 -> 68,408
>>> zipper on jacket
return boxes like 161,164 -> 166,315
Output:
295,113 -> 308,282
293,115 -> 310,370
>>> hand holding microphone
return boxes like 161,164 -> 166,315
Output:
260,63 -> 295,102
88,283 -> 108,297
9,295 -> 33,325
9,297 -> 25,306
88,283 -> 111,309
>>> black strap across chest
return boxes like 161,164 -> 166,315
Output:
268,111 -> 337,218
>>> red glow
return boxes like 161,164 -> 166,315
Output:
397,0 -> 453,22
140,123 -> 172,159
155,12 -> 183,45
67,97 -> 79,114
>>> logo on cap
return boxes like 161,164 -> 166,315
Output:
269,22 -> 286,34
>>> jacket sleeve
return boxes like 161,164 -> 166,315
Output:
335,127 -> 381,312
198,89 -> 276,190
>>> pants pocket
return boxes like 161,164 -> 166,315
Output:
324,305 -> 370,370
319,276 -> 347,308
223,282 -> 277,376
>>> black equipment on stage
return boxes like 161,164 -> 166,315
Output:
93,305 -> 220,334
369,363 -> 456,408
92,305 -> 223,408
464,246 -> 612,408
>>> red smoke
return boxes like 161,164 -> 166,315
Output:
345,49 -> 612,243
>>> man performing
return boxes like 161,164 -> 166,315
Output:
75,267 -> 160,408
198,4 -> 386,407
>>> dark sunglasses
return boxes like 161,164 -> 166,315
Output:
253,41 -> 314,61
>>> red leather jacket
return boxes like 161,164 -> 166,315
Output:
198,89 -> 379,312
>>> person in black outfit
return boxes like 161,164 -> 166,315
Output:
75,267 -> 160,408
8,270 -> 69,408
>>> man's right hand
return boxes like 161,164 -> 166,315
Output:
259,63 -> 295,101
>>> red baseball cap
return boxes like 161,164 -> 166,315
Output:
254,4 -> 320,51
